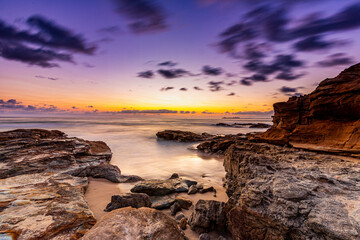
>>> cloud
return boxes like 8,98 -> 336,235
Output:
227,92 -> 235,96
35,75 -> 59,80
0,98 -> 60,112
194,86 -> 203,90
208,81 -> 225,91
216,2 -> 360,84
227,80 -> 238,86
120,109 -> 177,113
138,70 -> 154,78
112,0 -> 168,33
180,110 -> 190,114
97,26 -> 122,35
158,61 -> 177,67
179,87 -> 187,91
317,53 -> 354,67
88,105 -> 94,108
160,86 -> 174,91
202,65 -> 223,76
293,35 -> 344,52
157,69 -> 189,79
279,86 -> 297,93
0,15 -> 95,67
72,106 -> 79,110
202,110 -> 216,114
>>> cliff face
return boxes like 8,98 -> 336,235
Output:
223,140 -> 360,240
261,63 -> 360,152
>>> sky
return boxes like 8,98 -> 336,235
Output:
0,0 -> 359,116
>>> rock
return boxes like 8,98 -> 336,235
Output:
179,218 -> 187,230
0,129 -> 126,239
197,134 -> 244,155
83,207 -> 186,240
199,186 -> 215,194
156,130 -> 214,142
0,173 -> 95,239
151,195 -> 176,209
217,236 -> 227,240
176,197 -> 192,209
175,212 -> 187,223
188,200 -> 226,234
188,185 -> 198,194
171,202 -> 182,216
224,139 -> 360,240
169,173 -> 180,179
131,178 -> 197,196
249,123 -> 271,128
214,123 -> 271,129
199,233 -> 211,240
0,129 -> 112,179
104,193 -> 151,212
260,63 -> 360,153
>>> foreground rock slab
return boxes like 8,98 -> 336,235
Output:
83,207 -> 186,240
0,173 -> 95,239
224,139 -> 360,240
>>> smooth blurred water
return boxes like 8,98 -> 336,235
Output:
0,115 -> 271,184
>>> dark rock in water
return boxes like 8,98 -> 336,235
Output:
199,233 -> 211,240
151,195 -> 176,210
131,178 -> 197,196
188,185 -> 198,194
199,186 -> 215,194
224,139 -> 360,240
188,200 -> 226,234
197,134 -> 245,155
170,202 -> 182,216
169,173 -> 180,179
260,63 -> 360,153
176,197 -> 192,209
105,193 -> 151,212
156,130 -> 214,142
248,123 -> 271,128
83,207 -> 186,240
175,212 -> 187,223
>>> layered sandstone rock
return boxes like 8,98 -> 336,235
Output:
83,207 -> 186,240
223,139 -> 360,240
261,63 -> 360,153
0,129 -> 139,239
156,130 -> 214,142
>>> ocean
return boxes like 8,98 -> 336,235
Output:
0,115 -> 272,185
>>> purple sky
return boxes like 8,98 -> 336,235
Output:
0,0 -> 359,115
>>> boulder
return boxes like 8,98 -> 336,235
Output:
83,207 -> 186,240
199,233 -> 211,240
131,178 -> 197,196
156,130 -> 214,142
170,202 -> 182,216
151,195 -> 176,210
175,197 -> 192,209
104,193 -> 151,212
197,134 -> 244,155
224,139 -> 360,240
179,218 -> 187,230
188,200 -> 226,234
260,63 -> 360,153
188,185 -> 198,194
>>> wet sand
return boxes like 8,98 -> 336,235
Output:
85,176 -> 230,239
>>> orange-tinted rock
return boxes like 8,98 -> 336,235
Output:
261,63 -> 360,153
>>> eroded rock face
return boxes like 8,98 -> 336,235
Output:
188,200 -> 226,234
131,178 -> 197,196
197,134 -> 245,155
261,63 -> 360,152
83,207 -> 186,240
156,130 -> 214,142
0,173 -> 95,239
104,193 -> 151,212
224,139 -> 360,240
0,129 -> 130,239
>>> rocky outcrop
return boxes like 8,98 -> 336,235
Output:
223,139 -> 360,240
0,129 -> 138,239
83,207 -> 186,240
188,200 -> 226,234
261,63 -> 360,153
104,193 -> 151,212
131,178 -> 197,196
197,134 -> 245,155
214,123 -> 271,129
156,130 -> 214,142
